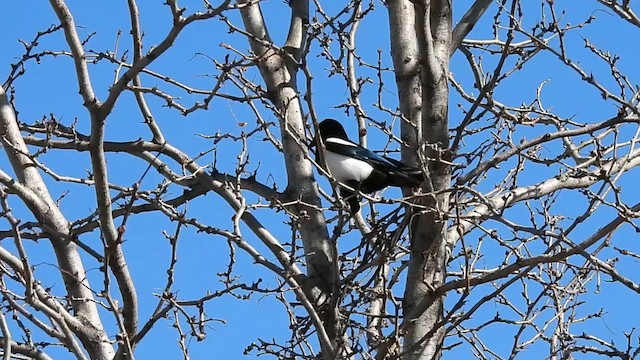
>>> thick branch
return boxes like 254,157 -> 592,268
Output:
0,82 -> 114,358
48,0 -> 98,110
402,1 -> 452,359
387,0 -> 422,167
450,0 -> 493,54
238,0 -> 338,356
49,0 -> 139,342
448,149 -> 640,246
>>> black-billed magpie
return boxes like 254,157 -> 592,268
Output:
317,119 -> 423,212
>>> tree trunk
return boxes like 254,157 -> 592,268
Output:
237,0 -> 340,356
388,0 -> 452,359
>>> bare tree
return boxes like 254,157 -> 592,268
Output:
0,0 -> 639,359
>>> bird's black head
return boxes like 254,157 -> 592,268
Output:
318,119 -> 349,141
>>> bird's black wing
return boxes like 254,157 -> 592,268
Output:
324,137 -> 423,191
381,155 -> 423,187
324,138 -> 400,171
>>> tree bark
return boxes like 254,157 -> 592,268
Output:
388,0 -> 452,359
387,0 -> 422,168
0,86 -> 114,359
237,0 -> 340,356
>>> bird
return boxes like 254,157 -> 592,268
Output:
316,118 -> 423,212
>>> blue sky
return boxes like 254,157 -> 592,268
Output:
1,1 -> 639,359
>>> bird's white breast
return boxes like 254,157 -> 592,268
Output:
323,149 -> 373,183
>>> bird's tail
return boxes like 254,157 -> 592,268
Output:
389,168 -> 424,188
379,156 -> 424,188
